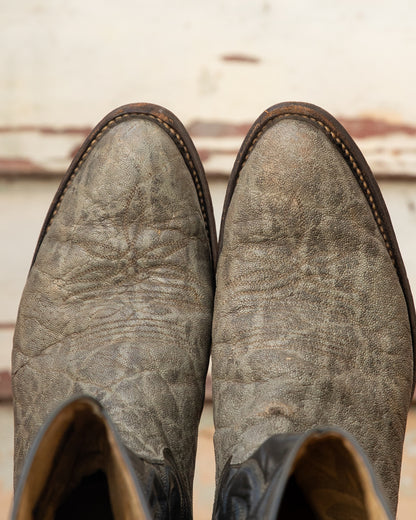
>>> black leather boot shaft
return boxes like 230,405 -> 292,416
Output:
213,428 -> 393,520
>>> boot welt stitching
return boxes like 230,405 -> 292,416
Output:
45,113 -> 209,235
238,113 -> 396,267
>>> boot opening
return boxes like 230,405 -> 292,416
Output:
54,470 -> 113,520
277,432 -> 390,520
15,398 -> 148,520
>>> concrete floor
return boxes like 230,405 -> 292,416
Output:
0,404 -> 416,519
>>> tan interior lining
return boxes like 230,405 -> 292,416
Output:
15,399 -> 148,520
278,432 -> 389,520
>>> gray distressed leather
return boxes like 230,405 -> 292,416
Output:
212,117 -> 413,513
13,116 -> 213,503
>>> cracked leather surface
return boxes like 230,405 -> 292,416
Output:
13,116 -> 213,505
212,117 -> 413,513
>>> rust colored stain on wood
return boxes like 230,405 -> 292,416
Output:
0,323 -> 14,330
189,121 -> 251,138
221,54 -> 260,64
1,118 -> 415,140
205,373 -> 212,402
190,117 -> 416,139
0,126 -> 91,135
0,371 -> 11,402
0,158 -> 44,174
339,117 -> 416,138
197,148 -> 238,162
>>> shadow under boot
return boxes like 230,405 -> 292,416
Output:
213,428 -> 393,520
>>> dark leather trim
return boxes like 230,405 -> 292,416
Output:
213,427 -> 393,520
126,447 -> 193,520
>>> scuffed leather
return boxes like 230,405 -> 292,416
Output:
212,117 -> 413,513
13,116 -> 213,510
213,429 -> 392,520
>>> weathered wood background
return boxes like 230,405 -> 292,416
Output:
1,2 -> 416,518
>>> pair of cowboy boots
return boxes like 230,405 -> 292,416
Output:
11,102 -> 415,519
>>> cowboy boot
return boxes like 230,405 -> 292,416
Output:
12,396 -> 152,520
212,102 -> 415,516
12,103 -> 217,519
213,427 -> 393,520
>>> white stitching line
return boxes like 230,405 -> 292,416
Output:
239,113 -> 396,266
45,113 -> 209,234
